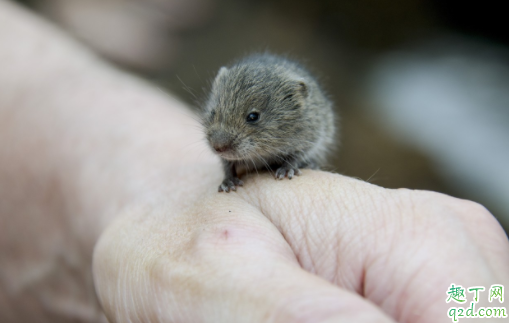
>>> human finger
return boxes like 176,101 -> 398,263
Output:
237,171 -> 509,322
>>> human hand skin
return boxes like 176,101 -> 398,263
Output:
93,174 -> 509,323
1,1 -> 508,323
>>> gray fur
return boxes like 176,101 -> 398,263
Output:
202,53 -> 336,192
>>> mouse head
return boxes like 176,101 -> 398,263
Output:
203,63 -> 309,163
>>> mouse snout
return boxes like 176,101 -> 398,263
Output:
208,130 -> 234,153
214,143 -> 230,153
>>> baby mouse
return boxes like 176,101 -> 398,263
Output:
202,53 -> 336,192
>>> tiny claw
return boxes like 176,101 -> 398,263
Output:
275,166 -> 301,180
218,177 -> 243,193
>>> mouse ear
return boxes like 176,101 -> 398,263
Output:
218,66 -> 228,78
297,80 -> 308,98
213,67 -> 229,87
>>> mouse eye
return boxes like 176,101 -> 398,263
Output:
246,112 -> 260,123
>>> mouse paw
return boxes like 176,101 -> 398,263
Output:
218,177 -> 244,193
275,166 -> 302,180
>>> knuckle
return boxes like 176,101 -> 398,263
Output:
410,190 -> 496,226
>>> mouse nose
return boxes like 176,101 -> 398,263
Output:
208,130 -> 234,154
213,143 -> 231,153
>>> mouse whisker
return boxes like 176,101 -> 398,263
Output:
252,150 -> 271,171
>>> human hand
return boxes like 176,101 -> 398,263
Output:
93,167 -> 509,323
1,1 -> 507,322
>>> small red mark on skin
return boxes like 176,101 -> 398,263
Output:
222,230 -> 229,240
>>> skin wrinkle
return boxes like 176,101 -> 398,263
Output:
398,262 -> 445,323
268,289 -> 395,323
365,252 -> 396,310
309,215 -> 342,279
134,252 -> 151,323
270,214 -> 306,268
176,256 -> 260,321
451,201 -> 509,272
327,182 -> 376,289
106,214 -> 172,322
368,195 -> 427,317
289,182 -> 323,274
386,242 -> 430,321
334,236 -> 365,292
353,191 -> 408,309
368,192 -> 498,322
286,186 -> 317,268
302,223 -> 320,275
3,2 -> 509,322
429,199 -> 495,272
310,228 -> 336,278
240,172 -> 376,291
358,267 -> 367,298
